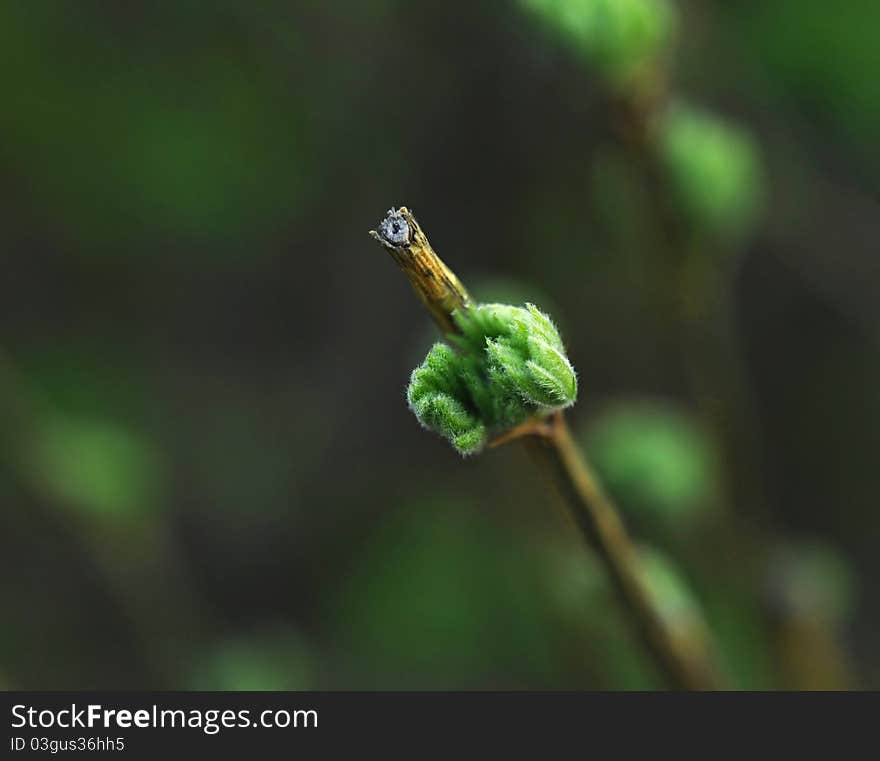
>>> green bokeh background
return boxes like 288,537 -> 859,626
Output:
1,0 -> 878,689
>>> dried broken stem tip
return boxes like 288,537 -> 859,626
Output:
370,207 -> 471,335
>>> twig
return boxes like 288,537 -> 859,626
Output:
372,208 -> 722,689
528,411 -> 720,689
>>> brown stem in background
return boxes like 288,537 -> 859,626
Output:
610,87 -> 854,690
772,615 -> 855,691
612,88 -> 771,528
373,209 -> 722,690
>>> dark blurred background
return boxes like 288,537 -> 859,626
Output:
1,0 -> 878,690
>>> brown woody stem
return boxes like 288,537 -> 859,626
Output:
528,411 -> 720,689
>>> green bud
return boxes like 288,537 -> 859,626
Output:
521,0 -> 677,89
407,303 -> 577,455
583,400 -> 717,531
659,102 -> 764,239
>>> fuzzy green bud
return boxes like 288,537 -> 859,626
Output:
659,102 -> 764,239
407,303 -> 577,455
522,0 -> 677,89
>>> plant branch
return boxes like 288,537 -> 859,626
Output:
373,208 -> 722,690
528,411 -> 720,690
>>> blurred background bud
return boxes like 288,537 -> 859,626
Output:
521,0 -> 677,92
765,541 -> 856,625
581,399 -> 719,535
639,545 -> 707,641
658,102 -> 764,240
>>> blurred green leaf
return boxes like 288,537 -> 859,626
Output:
0,2 -> 308,252
735,0 -> 880,170
327,499 -> 563,687
22,415 -> 165,522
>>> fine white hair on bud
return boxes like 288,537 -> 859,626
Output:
377,208 -> 412,247
407,302 -> 578,454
